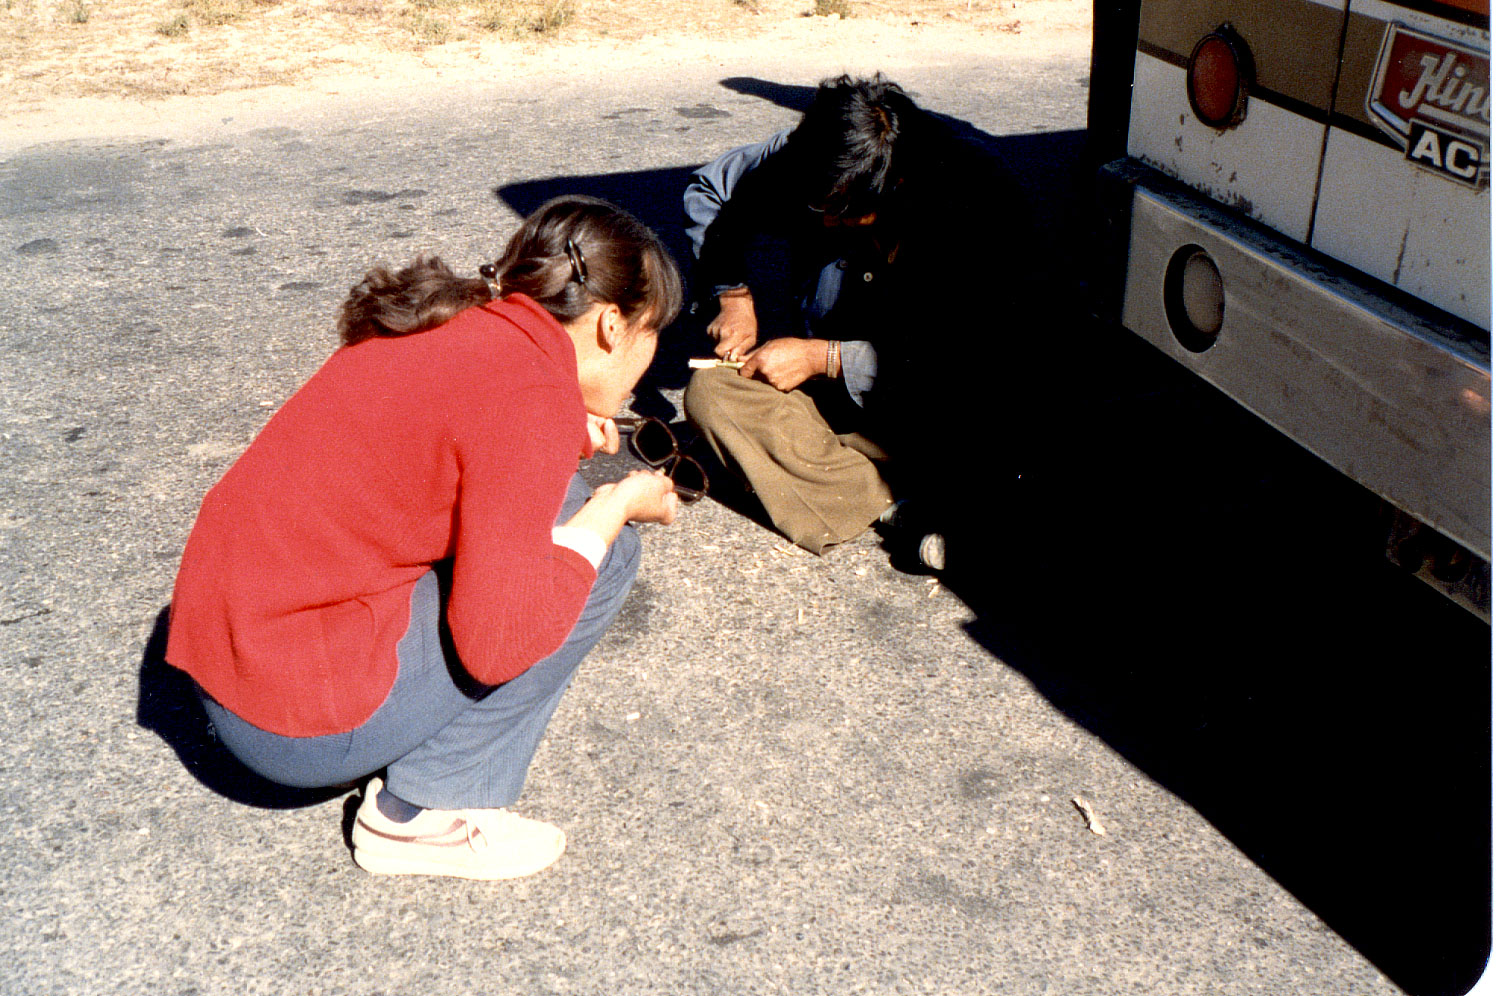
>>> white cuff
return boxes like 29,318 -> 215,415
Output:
552,526 -> 607,570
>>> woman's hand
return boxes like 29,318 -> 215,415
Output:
585,413 -> 621,456
566,470 -> 677,549
708,291 -> 758,361
603,470 -> 679,525
739,337 -> 825,392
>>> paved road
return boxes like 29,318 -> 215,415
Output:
0,41 -> 1489,996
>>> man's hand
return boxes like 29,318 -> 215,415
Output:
707,290 -> 758,361
740,337 -> 826,392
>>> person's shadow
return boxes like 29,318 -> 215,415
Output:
137,607 -> 350,808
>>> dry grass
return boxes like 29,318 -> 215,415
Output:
402,0 -> 576,41
155,12 -> 188,35
0,0 -> 1048,103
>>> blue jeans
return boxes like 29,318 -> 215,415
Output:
198,474 -> 639,810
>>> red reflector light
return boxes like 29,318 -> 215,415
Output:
1188,28 -> 1253,128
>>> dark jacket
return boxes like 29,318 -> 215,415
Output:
682,116 -> 1041,466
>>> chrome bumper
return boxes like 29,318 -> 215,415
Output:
1101,160 -> 1491,560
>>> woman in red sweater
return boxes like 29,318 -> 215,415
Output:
167,196 -> 682,880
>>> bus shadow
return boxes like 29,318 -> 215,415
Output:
940,344 -> 1491,996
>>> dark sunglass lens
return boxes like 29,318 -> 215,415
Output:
632,419 -> 678,465
669,457 -> 709,502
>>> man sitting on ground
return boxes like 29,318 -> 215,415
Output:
682,73 -> 1039,570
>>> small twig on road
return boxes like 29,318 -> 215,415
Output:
1072,796 -> 1106,835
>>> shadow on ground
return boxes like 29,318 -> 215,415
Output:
939,336 -> 1491,996
147,76 -> 1489,992
495,76 -> 1492,995
137,607 -> 352,809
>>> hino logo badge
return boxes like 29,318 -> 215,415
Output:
1367,23 -> 1490,188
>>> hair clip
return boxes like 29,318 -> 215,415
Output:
478,260 -> 501,294
564,238 -> 589,287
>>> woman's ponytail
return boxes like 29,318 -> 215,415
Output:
336,256 -> 492,346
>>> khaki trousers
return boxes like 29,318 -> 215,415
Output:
683,367 -> 894,555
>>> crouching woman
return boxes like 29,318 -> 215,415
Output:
166,196 -> 682,880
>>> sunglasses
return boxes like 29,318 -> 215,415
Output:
614,417 -> 708,503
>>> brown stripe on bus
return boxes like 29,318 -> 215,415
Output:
1332,12 -> 1390,125
1136,0 -> 1346,112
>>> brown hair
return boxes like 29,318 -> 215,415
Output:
337,195 -> 681,347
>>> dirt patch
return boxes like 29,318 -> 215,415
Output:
0,0 -> 1090,151
2,0 -> 1088,101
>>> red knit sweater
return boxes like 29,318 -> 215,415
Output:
166,295 -> 597,737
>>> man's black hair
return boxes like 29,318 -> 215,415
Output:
787,74 -> 927,220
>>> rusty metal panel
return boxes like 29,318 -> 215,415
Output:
1128,52 -> 1327,238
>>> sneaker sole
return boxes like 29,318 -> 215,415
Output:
352,841 -> 564,880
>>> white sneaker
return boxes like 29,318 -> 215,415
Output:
351,778 -> 566,880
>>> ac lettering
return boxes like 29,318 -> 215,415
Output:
1409,126 -> 1445,166
1447,138 -> 1479,179
1405,122 -> 1484,186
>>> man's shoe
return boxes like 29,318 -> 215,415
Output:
917,531 -> 947,573
877,500 -> 906,527
877,501 -> 947,574
350,778 -> 566,880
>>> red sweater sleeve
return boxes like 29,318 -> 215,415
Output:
444,380 -> 597,686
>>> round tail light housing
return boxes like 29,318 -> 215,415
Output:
1164,245 -> 1225,353
1187,26 -> 1254,129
